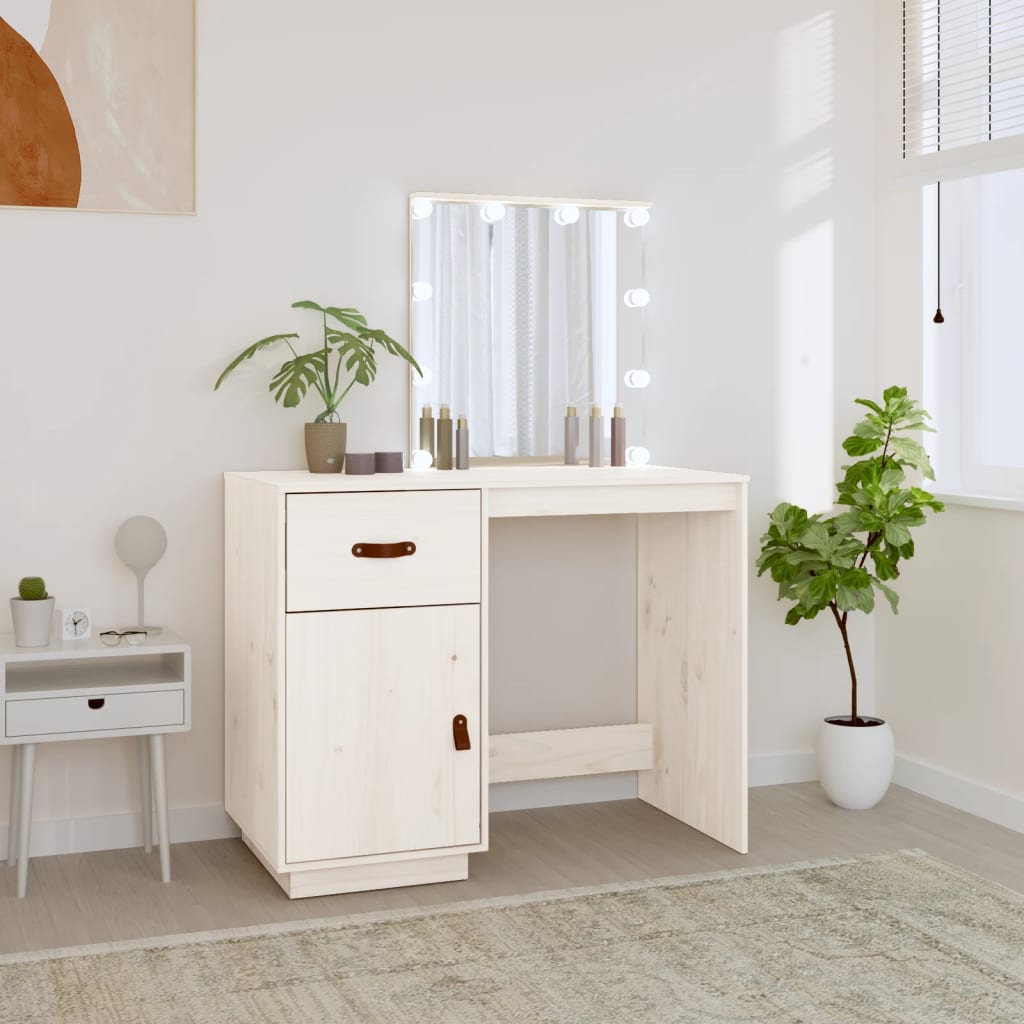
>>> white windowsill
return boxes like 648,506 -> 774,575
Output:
933,491 -> 1024,514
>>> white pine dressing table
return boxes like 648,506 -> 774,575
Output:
224,465 -> 748,898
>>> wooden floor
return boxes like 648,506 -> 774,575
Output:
1,782 -> 1022,955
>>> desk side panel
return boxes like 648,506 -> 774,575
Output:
224,476 -> 286,866
637,484 -> 748,852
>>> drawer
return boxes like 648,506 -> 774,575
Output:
287,490 -> 481,612
6,689 -> 185,738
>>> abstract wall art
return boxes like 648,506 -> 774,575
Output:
0,1 -> 194,213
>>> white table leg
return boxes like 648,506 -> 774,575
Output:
138,735 -> 153,854
16,744 -> 36,899
8,745 -> 21,868
150,734 -> 171,883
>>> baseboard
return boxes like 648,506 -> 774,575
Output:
0,804 -> 240,860
7,753 -> 1018,859
893,754 -> 1024,834
748,751 -> 817,787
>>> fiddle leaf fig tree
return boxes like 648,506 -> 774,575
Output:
215,300 -> 422,423
756,387 -> 945,724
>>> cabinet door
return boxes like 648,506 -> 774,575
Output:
286,605 -> 481,864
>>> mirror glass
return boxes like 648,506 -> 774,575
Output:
409,195 -> 651,460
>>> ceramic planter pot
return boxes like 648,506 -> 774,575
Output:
304,422 -> 347,474
10,597 -> 55,647
817,716 -> 895,810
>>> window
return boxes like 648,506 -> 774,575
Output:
923,166 -> 1024,497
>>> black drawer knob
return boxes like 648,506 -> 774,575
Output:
87,698 -> 106,710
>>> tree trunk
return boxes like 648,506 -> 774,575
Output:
837,614 -> 858,724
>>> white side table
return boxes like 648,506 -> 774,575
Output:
0,631 -> 192,898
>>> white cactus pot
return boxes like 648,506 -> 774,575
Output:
817,716 -> 895,810
10,597 -> 55,648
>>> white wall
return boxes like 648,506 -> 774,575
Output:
0,0 -> 879,851
872,0 -> 1024,830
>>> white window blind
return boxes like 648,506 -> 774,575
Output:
902,0 -> 1024,180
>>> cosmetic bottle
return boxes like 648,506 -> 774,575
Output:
589,404 -> 603,467
437,405 -> 453,470
611,404 -> 626,467
456,416 -> 469,470
564,404 -> 579,465
419,405 -> 435,459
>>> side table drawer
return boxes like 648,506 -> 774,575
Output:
6,689 -> 185,738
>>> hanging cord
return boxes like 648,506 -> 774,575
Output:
933,182 -> 944,324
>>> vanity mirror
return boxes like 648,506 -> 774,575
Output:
408,193 -> 652,462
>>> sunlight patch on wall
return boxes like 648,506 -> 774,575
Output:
781,150 -> 834,210
777,12 -> 834,146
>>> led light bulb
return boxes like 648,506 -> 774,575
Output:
623,207 -> 651,228
623,288 -> 650,308
626,445 -> 651,466
411,281 -> 434,302
553,204 -> 580,226
410,198 -> 434,220
480,201 -> 506,224
411,449 -> 434,470
623,369 -> 651,389
413,365 -> 433,387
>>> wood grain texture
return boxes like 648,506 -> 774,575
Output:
223,477 -> 286,866
245,835 -> 469,899
285,606 -> 482,864
487,483 -> 737,518
637,488 -> 749,853
226,465 -> 748,494
286,491 -> 481,611
490,725 -> 653,784
0,16 -> 81,207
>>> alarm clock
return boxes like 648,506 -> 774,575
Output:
60,608 -> 92,640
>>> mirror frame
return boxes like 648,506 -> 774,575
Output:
406,191 -> 652,465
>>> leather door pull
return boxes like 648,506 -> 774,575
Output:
452,715 -> 471,751
351,541 -> 416,558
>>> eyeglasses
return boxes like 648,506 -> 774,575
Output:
99,630 -> 148,647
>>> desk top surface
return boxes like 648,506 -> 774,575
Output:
226,464 -> 749,493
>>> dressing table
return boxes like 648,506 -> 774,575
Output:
224,464 -> 747,898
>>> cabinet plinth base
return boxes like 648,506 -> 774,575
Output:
241,835 -> 469,899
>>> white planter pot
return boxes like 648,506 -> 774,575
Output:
10,597 -> 55,647
816,716 -> 895,810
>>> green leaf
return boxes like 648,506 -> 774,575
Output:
363,328 -> 424,377
269,352 -> 327,408
843,435 -> 883,457
883,521 -> 912,547
889,436 -> 935,479
807,572 -> 838,605
872,578 -> 900,613
325,307 -> 370,332
854,397 -> 885,415
215,334 -> 300,390
870,549 -> 899,580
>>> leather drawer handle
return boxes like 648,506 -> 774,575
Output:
453,714 -> 471,751
87,698 -> 106,710
352,541 -> 416,559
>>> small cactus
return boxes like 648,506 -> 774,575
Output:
17,577 -> 48,601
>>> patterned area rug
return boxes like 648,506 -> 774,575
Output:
1,850 -> 1022,1023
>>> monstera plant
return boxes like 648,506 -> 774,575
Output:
756,386 -> 944,809
216,300 -> 421,473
